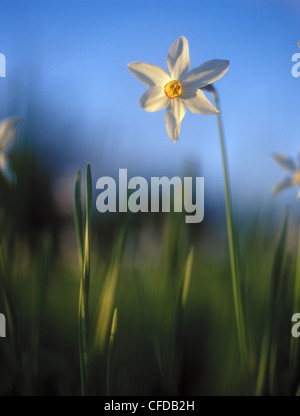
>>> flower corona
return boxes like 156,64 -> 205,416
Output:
293,170 -> 300,185
164,80 -> 183,99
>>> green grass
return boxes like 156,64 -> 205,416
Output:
1,182 -> 300,395
0,138 -> 299,395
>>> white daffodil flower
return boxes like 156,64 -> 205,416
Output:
128,36 -> 229,142
0,118 -> 19,183
271,151 -> 300,200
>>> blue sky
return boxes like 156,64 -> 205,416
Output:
0,0 -> 300,213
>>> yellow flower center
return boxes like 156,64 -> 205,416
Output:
164,80 -> 183,99
294,170 -> 300,185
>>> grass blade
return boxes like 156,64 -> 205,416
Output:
255,211 -> 288,395
106,307 -> 118,395
74,165 -> 92,396
74,170 -> 84,269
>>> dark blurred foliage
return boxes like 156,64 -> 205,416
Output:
0,141 -> 62,250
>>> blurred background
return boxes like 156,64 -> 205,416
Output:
0,0 -> 300,396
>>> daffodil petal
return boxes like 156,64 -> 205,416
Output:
181,59 -> 230,88
0,118 -> 19,148
128,62 -> 170,88
0,152 -> 7,171
182,88 -> 219,114
139,86 -> 169,112
272,176 -> 294,195
0,152 -> 14,183
271,153 -> 296,172
164,99 -> 186,143
166,36 -> 190,80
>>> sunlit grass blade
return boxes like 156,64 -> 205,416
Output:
255,332 -> 270,396
106,307 -> 118,395
181,246 -> 194,309
94,263 -> 119,354
93,224 -> 127,354
83,163 -> 92,342
84,163 -> 92,301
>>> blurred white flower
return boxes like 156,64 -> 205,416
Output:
271,151 -> 300,199
128,36 -> 229,142
0,118 -> 19,183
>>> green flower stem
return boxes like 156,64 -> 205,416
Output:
212,88 -> 248,385
74,164 -> 92,396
